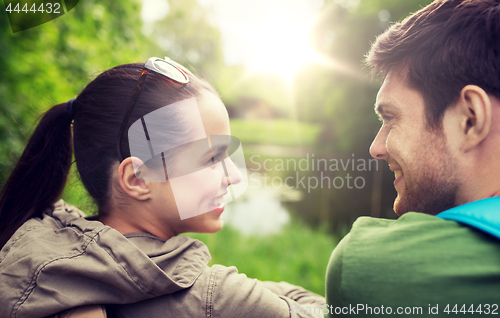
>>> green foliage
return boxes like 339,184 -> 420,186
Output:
354,0 -> 433,19
231,74 -> 293,114
230,119 -> 321,147
213,64 -> 246,105
63,162 -> 98,214
150,0 -> 225,83
0,0 -> 153,185
186,221 -> 338,295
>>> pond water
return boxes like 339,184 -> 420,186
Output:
222,182 -> 297,236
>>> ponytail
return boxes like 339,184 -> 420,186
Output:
0,103 -> 73,250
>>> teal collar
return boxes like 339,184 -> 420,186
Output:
436,197 -> 500,240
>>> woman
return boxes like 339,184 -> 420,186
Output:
0,58 -> 325,318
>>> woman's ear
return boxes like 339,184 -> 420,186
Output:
457,85 -> 492,152
117,157 -> 151,201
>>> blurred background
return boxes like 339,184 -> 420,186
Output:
0,0 -> 433,295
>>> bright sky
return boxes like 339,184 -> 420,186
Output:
141,0 -> 326,82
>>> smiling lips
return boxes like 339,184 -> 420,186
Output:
393,169 -> 404,186
209,194 -> 226,213
394,169 -> 403,179
389,164 -> 404,186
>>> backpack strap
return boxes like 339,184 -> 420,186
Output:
436,197 -> 500,240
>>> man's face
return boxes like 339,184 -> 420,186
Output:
369,70 -> 460,215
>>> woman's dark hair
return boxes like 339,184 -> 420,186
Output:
366,0 -> 500,130
0,62 -> 216,249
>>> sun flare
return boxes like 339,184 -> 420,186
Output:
242,12 -> 324,83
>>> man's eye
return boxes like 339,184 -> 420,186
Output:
381,115 -> 394,124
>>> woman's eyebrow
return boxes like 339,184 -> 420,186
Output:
201,143 -> 229,158
209,144 -> 229,155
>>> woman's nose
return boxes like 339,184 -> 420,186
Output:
223,157 -> 243,186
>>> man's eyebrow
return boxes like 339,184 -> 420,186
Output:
374,102 -> 397,115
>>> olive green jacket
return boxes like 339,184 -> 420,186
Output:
0,200 -> 325,318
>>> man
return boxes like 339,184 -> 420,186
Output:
326,0 -> 500,316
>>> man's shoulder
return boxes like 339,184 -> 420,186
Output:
353,211 -> 451,229
327,212 -> 500,307
351,212 -> 459,238
346,211 -> 500,252
328,211 -> 500,292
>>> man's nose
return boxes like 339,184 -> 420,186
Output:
369,127 -> 389,160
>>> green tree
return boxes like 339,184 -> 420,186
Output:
150,0 -> 224,83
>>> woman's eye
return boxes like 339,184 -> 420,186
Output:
206,153 -> 220,165
214,152 -> 224,161
205,149 -> 228,166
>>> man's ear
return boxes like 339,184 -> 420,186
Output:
457,85 -> 492,152
117,157 -> 151,201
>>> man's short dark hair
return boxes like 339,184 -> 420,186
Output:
366,0 -> 500,129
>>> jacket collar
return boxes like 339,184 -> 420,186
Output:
436,197 -> 500,240
50,200 -> 212,294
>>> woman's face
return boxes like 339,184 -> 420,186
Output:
148,91 -> 242,235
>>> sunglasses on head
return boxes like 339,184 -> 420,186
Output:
116,57 -> 192,161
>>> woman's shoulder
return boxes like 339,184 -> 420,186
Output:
0,200 -> 103,259
0,201 -> 214,318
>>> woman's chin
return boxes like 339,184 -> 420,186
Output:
189,217 -> 224,234
207,219 -> 224,233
